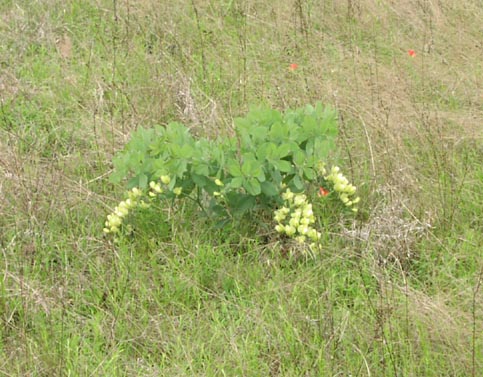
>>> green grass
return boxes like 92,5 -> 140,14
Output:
1,0 -> 483,375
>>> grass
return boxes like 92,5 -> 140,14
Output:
1,0 -> 482,375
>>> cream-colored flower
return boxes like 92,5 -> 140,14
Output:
139,200 -> 150,209
107,214 -> 122,227
303,206 -> 313,218
282,189 -> 294,201
289,217 -> 299,228
297,225 -> 309,235
317,161 -> 327,176
274,211 -> 287,223
300,217 -> 310,226
275,224 -> 285,233
284,225 -> 296,236
160,175 -> 171,185
149,181 -> 163,193
295,235 -> 306,244
131,187 -> 142,197
346,185 -> 356,195
173,187 -> 182,196
115,206 -> 128,218
334,182 -> 347,192
293,194 -> 306,206
307,228 -> 317,240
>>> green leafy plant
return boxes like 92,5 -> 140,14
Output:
105,103 -> 359,250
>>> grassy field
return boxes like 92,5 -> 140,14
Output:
1,0 -> 483,375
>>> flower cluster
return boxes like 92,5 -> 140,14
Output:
103,187 -> 143,234
211,178 -> 225,198
324,166 -> 360,212
103,175 -> 178,235
274,188 -> 321,247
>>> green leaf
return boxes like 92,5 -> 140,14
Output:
191,173 -> 208,188
276,143 -> 292,158
167,159 -> 187,177
127,176 -> 139,189
289,127 -> 303,143
302,115 -> 317,136
260,181 -> 279,197
250,125 -> 268,141
192,162 -> 210,176
227,159 -> 242,177
273,159 -> 293,173
293,150 -> 305,166
109,168 -> 124,184
313,139 -> 334,160
241,155 -> 263,179
305,139 -> 314,155
269,121 -> 287,140
167,177 -> 177,190
257,142 -> 276,160
241,159 -> 253,176
269,169 -> 283,187
303,167 -> 316,181
256,167 -> 266,182
230,177 -> 243,189
139,174 -> 148,189
244,178 -> 261,195
180,144 -> 194,158
292,175 -> 304,191
226,193 -> 256,217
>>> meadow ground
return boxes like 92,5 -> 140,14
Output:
1,0 -> 483,375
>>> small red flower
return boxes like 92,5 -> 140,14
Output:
289,63 -> 298,71
408,49 -> 416,57
318,187 -> 330,197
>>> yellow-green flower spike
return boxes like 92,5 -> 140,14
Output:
324,165 -> 359,211
274,187 -> 322,251
275,224 -> 285,233
160,175 -> 171,185
284,225 -> 296,236
282,189 -> 294,201
295,235 -> 306,244
149,181 -> 163,194
289,217 -> 299,228
131,187 -> 142,197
